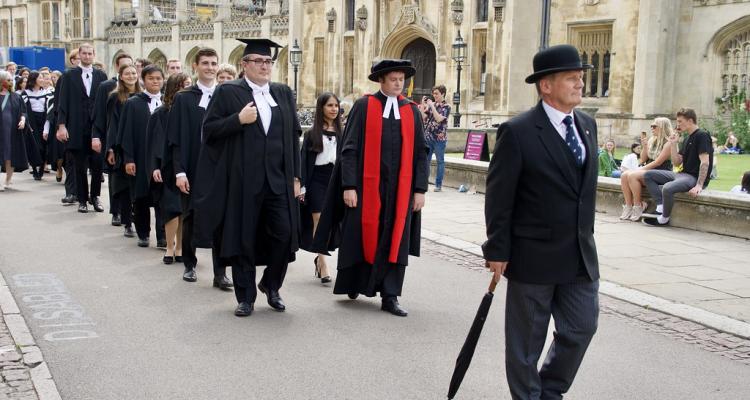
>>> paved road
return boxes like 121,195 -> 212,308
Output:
1,176 -> 750,399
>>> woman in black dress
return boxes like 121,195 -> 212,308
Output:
22,71 -> 54,180
148,73 -> 189,263
300,92 -> 342,283
106,64 -> 141,237
0,70 -> 28,191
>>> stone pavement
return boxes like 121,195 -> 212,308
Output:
421,183 -> 750,326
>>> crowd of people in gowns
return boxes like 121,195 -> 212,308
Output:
0,40 -> 428,319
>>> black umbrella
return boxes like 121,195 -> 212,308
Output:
447,277 -> 499,399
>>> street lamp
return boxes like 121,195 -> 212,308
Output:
451,31 -> 467,128
289,39 -> 302,103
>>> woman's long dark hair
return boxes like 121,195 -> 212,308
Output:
26,71 -> 41,90
742,171 -> 750,192
112,64 -> 141,104
163,73 -> 190,110
308,92 -> 342,153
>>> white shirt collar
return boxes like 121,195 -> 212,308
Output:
380,90 -> 401,120
245,78 -> 269,92
145,91 -> 162,100
541,101 -> 574,127
80,65 -> 93,74
196,80 -> 216,94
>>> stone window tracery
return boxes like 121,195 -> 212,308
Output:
570,24 -> 612,98
720,31 -> 750,96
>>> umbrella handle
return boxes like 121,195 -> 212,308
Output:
488,277 -> 498,293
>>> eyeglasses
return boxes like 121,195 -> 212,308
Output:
245,59 -> 275,66
650,124 -> 657,128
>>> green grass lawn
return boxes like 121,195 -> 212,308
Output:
445,151 -> 749,192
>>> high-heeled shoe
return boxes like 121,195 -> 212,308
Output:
314,256 -> 332,284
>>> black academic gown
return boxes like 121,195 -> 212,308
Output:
107,93 -> 132,195
193,79 -> 302,266
0,92 -> 30,173
164,85 -> 205,214
45,81 -> 65,166
92,78 -> 117,168
18,92 -> 42,168
55,67 -> 107,151
311,92 -> 428,297
119,93 -> 155,201
147,105 -> 182,222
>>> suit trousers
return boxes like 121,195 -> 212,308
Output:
71,145 -> 102,204
63,150 -> 76,197
116,189 -> 132,227
231,184 -> 291,304
505,279 -> 599,400
181,207 -> 225,277
133,197 -> 165,241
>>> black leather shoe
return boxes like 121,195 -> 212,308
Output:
137,238 -> 149,247
123,226 -> 135,238
89,197 -> 104,212
258,282 -> 286,311
77,203 -> 88,213
213,275 -> 234,291
162,255 -> 174,265
347,293 -> 359,300
111,214 -> 122,226
234,302 -> 254,317
174,256 -> 183,263
156,239 -> 167,248
381,297 -> 408,317
182,266 -> 197,282
61,195 -> 76,205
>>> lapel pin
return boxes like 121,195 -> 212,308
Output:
585,130 -> 590,136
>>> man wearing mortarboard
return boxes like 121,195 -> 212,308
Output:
192,38 -> 302,317
312,59 -> 428,317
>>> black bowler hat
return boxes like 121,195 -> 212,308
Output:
238,38 -> 283,60
525,44 -> 593,84
368,59 -> 417,82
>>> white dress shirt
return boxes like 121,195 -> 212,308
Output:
542,101 -> 586,163
245,78 -> 278,134
81,65 -> 93,96
197,81 -> 216,110
25,89 -> 48,112
315,134 -> 337,165
381,90 -> 401,120
145,91 -> 162,114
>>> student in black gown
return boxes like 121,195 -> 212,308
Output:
55,43 -> 108,213
0,70 -> 29,191
119,65 -> 166,248
20,71 -> 50,180
164,47 -> 232,290
106,64 -> 141,238
300,92 -> 342,284
92,52 -> 133,226
47,51 -> 80,197
148,73 -> 190,264
193,38 -> 302,317
312,59 -> 427,317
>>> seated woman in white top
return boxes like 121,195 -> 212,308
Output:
730,171 -> 750,194
619,143 -> 641,172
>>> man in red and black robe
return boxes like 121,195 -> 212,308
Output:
313,59 -> 428,317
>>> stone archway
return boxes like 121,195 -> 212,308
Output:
401,38 -> 436,102
276,46 -> 288,86
184,46 -> 200,76
111,49 -> 126,75
228,45 -> 245,74
148,48 -> 168,72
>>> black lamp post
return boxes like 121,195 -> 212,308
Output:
451,31 -> 467,128
290,39 -> 302,103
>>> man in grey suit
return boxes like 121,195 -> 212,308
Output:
483,45 -> 600,400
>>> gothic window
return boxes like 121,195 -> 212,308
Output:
479,53 -> 487,95
14,19 -> 25,46
72,0 -> 82,38
723,76 -> 730,96
343,37 -> 354,95
151,0 -> 177,21
720,31 -> 750,96
476,0 -> 489,23
346,0 -> 355,31
83,0 -> 91,38
314,38 -> 326,96
571,24 -> 612,98
0,21 -> 8,47
724,51 -> 731,73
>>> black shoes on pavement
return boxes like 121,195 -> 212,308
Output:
156,239 -> 167,248
234,302 -> 254,317
61,195 -> 77,205
381,297 -> 408,317
183,266 -> 197,282
258,282 -> 286,312
111,214 -> 122,226
213,276 -> 234,291
77,203 -> 88,213
137,238 -> 149,247
123,226 -> 135,238
89,197 -> 104,212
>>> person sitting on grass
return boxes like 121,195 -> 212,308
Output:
730,171 -> 750,194
598,139 -> 620,178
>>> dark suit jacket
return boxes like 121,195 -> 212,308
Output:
56,66 -> 107,151
482,101 -> 600,284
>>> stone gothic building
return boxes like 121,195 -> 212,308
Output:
1,0 -> 749,143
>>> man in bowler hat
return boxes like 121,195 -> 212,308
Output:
483,45 -> 600,399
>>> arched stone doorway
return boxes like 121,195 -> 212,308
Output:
148,48 -> 168,72
184,46 -> 200,76
401,38 -> 435,102
228,45 -> 245,74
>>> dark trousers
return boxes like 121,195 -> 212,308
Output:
133,197 -> 165,241
63,151 -> 76,197
182,210 -> 226,277
107,171 -> 119,215
71,146 -> 102,204
231,185 -> 291,304
505,279 -> 599,400
116,189 -> 132,227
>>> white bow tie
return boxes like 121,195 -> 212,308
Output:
382,95 -> 401,120
253,88 -> 278,107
